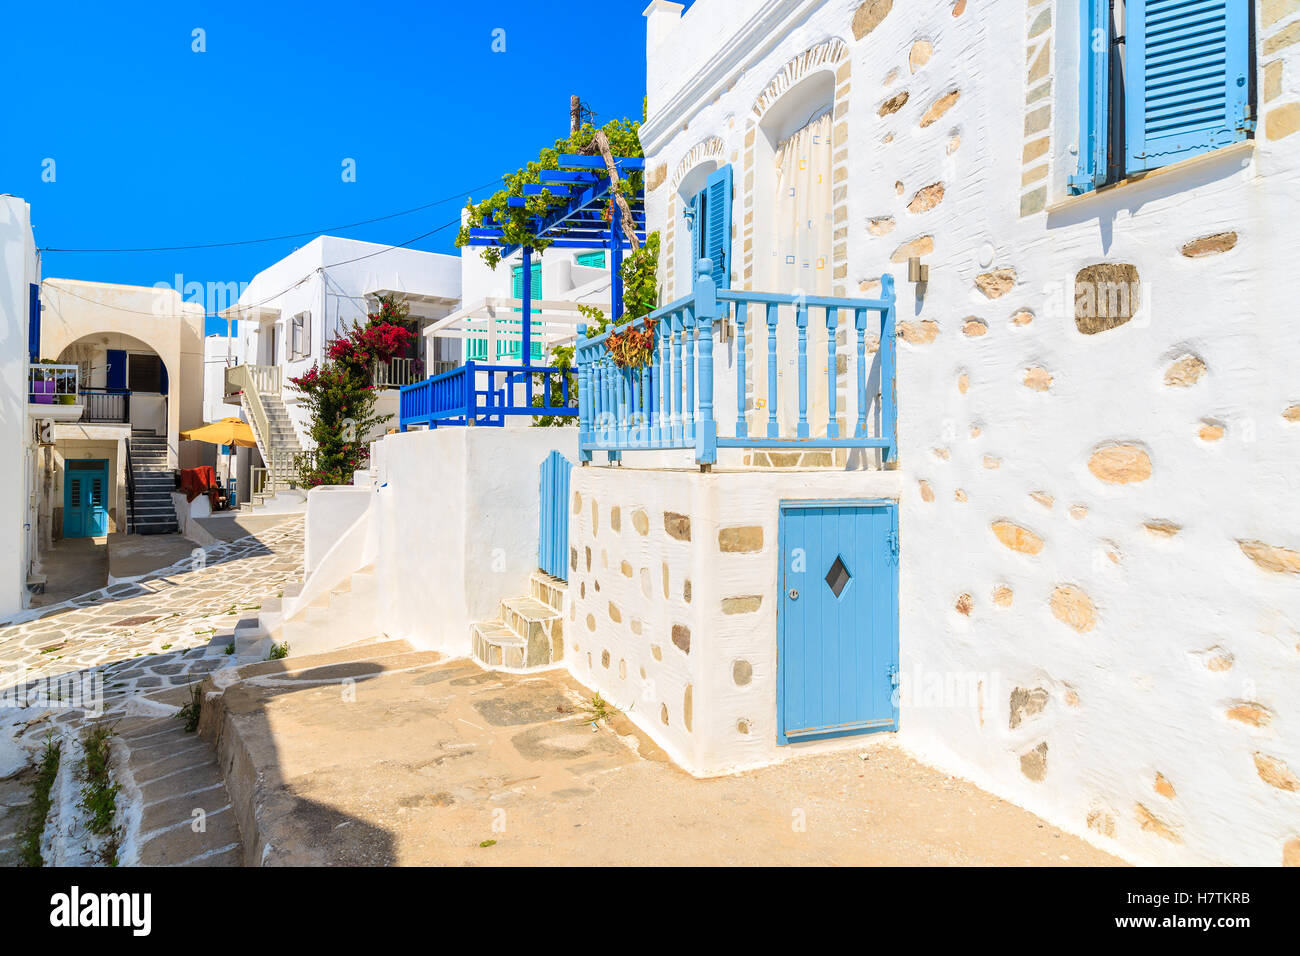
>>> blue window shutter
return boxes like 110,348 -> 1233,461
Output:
28,283 -> 41,361
1125,0 -> 1252,176
702,164 -> 733,290
688,190 -> 704,283
574,251 -> 606,268
1070,0 -> 1111,194
106,349 -> 127,390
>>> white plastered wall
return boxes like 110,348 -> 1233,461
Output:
366,427 -> 576,655
0,195 -> 38,617
634,0 -> 1300,865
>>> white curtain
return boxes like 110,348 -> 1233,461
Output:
752,110 -> 834,438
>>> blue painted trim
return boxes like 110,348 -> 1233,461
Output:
1070,0 -> 1111,194
537,450 -> 573,581
28,284 -> 40,363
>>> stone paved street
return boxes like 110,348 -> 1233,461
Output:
0,516 -> 304,866
1,516 -> 303,711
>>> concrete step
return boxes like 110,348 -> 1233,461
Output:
280,588 -> 385,658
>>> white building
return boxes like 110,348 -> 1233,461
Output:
36,278 -> 207,539
0,194 -> 39,618
599,0 -> 1299,865
223,236 -> 462,436
218,236 -> 462,491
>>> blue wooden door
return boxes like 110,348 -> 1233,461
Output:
64,460 -> 109,539
778,500 -> 898,743
538,450 -> 573,581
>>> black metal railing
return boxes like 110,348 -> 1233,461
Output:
125,436 -> 137,533
81,389 -> 131,423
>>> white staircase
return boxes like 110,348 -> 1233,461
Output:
254,390 -> 303,493
279,564 -> 381,655
227,364 -> 304,501
471,571 -> 566,671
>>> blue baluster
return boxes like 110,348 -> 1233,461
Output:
766,303 -> 779,438
825,306 -> 838,439
655,314 -> 670,444
577,328 -> 592,461
880,274 -> 898,462
683,305 -> 696,442
796,302 -> 809,439
735,300 -> 748,439
694,258 -> 717,468
670,310 -> 683,443
854,309 -> 868,439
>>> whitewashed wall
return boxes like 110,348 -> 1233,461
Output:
0,195 -> 38,618
367,427 -> 576,654
634,0 -> 1300,865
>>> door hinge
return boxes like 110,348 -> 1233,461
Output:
887,664 -> 900,688
887,530 -> 900,557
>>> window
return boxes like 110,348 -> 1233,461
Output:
1071,0 -> 1254,194
574,251 -> 606,269
127,353 -> 163,393
290,311 -> 312,360
686,164 -> 733,289
507,263 -> 544,360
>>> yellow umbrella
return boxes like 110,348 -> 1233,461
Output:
179,417 -> 258,448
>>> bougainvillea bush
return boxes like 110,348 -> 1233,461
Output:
289,294 -> 416,486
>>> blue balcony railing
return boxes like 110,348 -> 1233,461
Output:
575,258 -> 897,469
398,360 -> 577,430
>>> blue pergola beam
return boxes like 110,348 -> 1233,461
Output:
556,154 -> 646,172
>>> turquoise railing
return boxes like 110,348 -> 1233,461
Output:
399,360 -> 576,430
575,258 -> 897,468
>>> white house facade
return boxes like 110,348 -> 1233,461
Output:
219,236 -> 463,490
599,0 -> 1300,866
1,194 -> 39,618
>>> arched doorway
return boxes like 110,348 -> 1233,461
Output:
57,332 -> 169,431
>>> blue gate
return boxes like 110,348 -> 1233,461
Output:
538,450 -> 573,581
777,499 -> 899,744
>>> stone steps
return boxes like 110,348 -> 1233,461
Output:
470,571 -> 567,672
129,429 -> 179,534
196,639 -> 441,865
113,707 -> 244,866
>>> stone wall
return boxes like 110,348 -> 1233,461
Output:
637,0 -> 1300,864
568,466 -> 901,774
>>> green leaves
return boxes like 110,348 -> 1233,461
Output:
455,117 -> 646,269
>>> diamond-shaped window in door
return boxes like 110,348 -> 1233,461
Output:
825,555 -> 851,598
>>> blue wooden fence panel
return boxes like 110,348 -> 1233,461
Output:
399,361 -> 576,431
537,450 -> 572,581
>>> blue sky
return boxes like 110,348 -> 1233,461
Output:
1,1 -> 684,334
